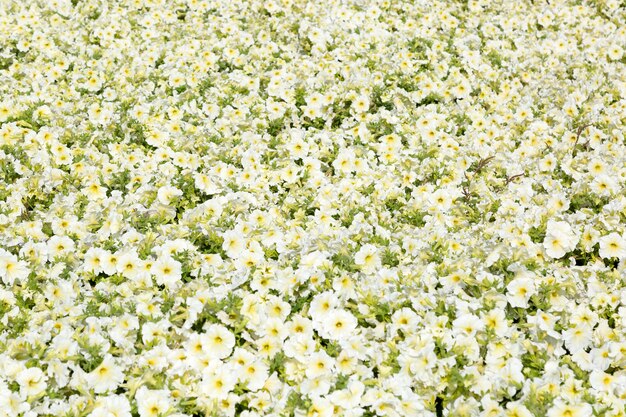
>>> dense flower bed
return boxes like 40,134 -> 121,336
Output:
1,0 -> 626,416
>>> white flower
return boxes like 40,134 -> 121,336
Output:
168,71 -> 186,88
116,251 -> 142,280
591,174 -> 617,196
563,326 -> 593,354
0,101 -> 12,122
482,309 -> 508,337
354,244 -> 381,274
101,251 -> 120,276
260,317 -> 288,342
284,334 -> 316,360
589,370 -> 616,393
205,324 -> 236,359
543,220 -> 579,258
239,360 -> 269,391
505,403 -> 533,417
222,229 -> 246,259
157,185 -> 183,205
0,250 -> 29,285
141,320 -> 170,344
300,376 -> 332,397
305,351 -> 334,379
151,256 -> 182,288
453,313 -> 484,337
329,380 -> 364,410
199,367 -> 237,400
88,395 -> 131,417
391,308 -> 420,333
539,153 -> 557,172
85,355 -> 125,394
607,44 -> 623,61
88,103 -> 111,125
46,235 -> 75,259
309,291 -> 339,321
333,148 -> 356,174
83,248 -> 106,274
135,387 -> 171,417
307,397 -> 334,417
429,188 -> 453,212
16,367 -> 47,398
598,233 -> 626,259
546,400 -> 592,417
506,275 -> 536,308
321,309 -> 358,341
194,173 -> 220,195
0,387 -> 30,416
352,95 -> 370,113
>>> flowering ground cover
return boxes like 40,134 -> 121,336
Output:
1,0 -> 626,416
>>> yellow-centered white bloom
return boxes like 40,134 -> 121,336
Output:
543,220 -> 579,259
16,367 -> 47,398
599,233 -> 626,259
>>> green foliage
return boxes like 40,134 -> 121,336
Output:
528,225 -> 546,244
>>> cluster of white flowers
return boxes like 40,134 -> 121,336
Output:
1,0 -> 626,416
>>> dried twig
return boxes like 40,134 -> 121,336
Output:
461,156 -> 497,201
571,124 -> 591,157
505,173 -> 525,186
473,156 -> 495,173
462,172 -> 472,200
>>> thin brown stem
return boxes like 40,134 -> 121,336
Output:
505,173 -> 525,186
571,124 -> 591,157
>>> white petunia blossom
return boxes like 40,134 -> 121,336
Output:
506,274 -> 536,308
354,244 -> 381,274
598,233 -> 626,259
0,250 -> 29,285
16,367 -> 47,398
151,256 -> 182,288
85,356 -> 125,394
543,220 -> 579,258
